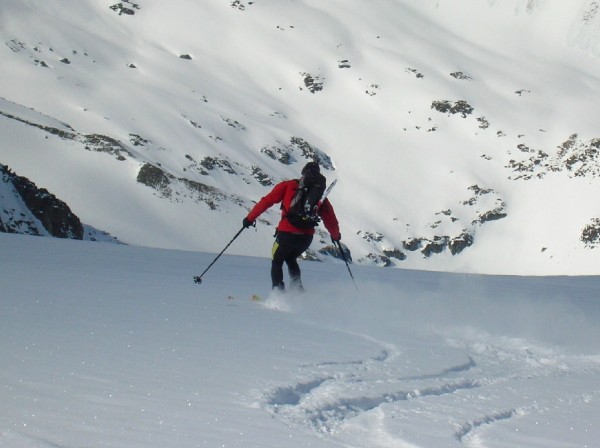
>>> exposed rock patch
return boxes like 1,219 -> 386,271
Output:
1,164 -> 83,239
109,1 -> 140,16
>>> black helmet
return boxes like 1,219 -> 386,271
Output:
301,161 -> 320,176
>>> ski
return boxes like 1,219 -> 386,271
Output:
319,178 -> 337,207
225,294 -> 262,302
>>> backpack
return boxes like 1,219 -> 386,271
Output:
285,171 -> 327,229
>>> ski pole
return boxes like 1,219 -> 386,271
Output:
193,226 -> 246,284
334,240 -> 357,290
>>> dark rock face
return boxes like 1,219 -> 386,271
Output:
109,2 -> 140,16
431,100 -> 474,118
449,232 -> 474,255
318,242 -> 353,262
301,73 -> 324,93
581,218 -> 600,248
260,137 -> 334,171
0,164 -> 84,239
136,163 -> 239,211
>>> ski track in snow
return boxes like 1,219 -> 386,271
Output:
258,328 -> 600,447
2,235 -> 599,448
1,431 -> 66,448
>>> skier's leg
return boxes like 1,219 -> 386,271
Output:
287,256 -> 301,287
271,261 -> 285,290
271,233 -> 291,290
286,234 -> 313,291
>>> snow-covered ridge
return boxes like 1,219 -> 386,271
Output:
2,0 -> 600,274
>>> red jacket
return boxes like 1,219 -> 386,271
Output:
247,179 -> 341,240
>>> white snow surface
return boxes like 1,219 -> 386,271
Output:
1,232 -> 599,448
3,0 -> 600,274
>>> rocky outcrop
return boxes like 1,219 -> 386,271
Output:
0,164 -> 83,239
581,218 -> 600,248
431,100 -> 474,118
261,137 -> 334,170
109,1 -> 140,16
0,109 -> 132,162
355,184 -> 504,266
136,162 -> 250,211
507,134 -> 600,180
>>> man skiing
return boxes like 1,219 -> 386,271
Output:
243,161 -> 341,292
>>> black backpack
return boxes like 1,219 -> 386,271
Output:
285,171 -> 327,229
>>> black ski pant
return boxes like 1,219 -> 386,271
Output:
271,232 -> 313,289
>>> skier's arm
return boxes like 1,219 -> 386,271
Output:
246,181 -> 288,223
320,199 -> 341,241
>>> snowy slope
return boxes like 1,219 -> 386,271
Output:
1,233 -> 599,447
2,0 -> 600,274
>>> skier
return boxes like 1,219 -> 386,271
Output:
243,161 -> 341,292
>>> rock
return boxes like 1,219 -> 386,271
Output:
0,164 -> 83,239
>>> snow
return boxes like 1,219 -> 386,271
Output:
2,2 -> 600,444
3,0 -> 600,274
1,232 -> 599,447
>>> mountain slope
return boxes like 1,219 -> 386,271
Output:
2,0 -> 600,274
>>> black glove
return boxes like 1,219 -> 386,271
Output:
242,217 -> 255,228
